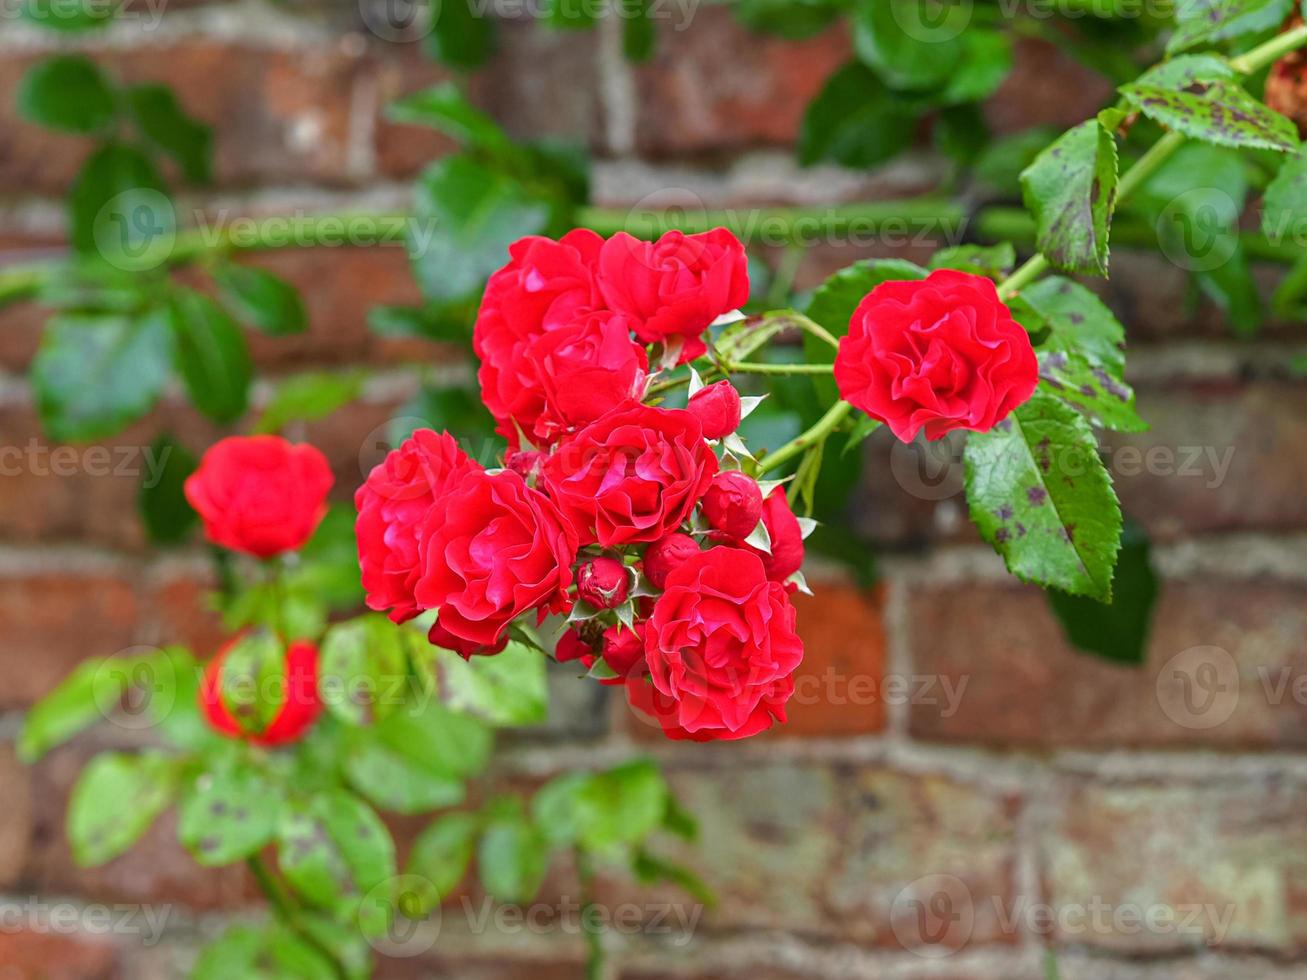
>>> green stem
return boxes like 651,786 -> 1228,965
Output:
1232,22 -> 1307,74
575,849 -> 605,980
759,400 -> 853,476
726,361 -> 834,376
246,856 -> 349,980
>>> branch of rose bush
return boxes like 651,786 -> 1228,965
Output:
996,23 -> 1307,302
758,400 -> 854,477
246,854 -> 349,980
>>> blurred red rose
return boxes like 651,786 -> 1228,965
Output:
414,470 -> 578,647
642,547 -> 802,740
541,403 -> 717,547
833,269 -> 1038,442
595,228 -> 748,363
199,634 -> 322,746
355,429 -> 481,624
185,435 -> 333,558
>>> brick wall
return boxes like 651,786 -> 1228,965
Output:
2,5 -> 1307,979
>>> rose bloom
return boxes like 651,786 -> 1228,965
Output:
642,547 -> 803,740
185,435 -> 333,558
521,311 -> 648,444
355,429 -> 481,624
200,635 -> 322,746
413,470 -> 578,647
687,379 -> 742,439
738,487 -> 804,583
541,403 -> 718,547
596,228 -> 749,362
474,229 -> 604,442
833,269 -> 1038,442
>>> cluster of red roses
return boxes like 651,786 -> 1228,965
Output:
355,229 -> 808,741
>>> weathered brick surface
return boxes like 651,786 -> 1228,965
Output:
632,7 -> 851,156
0,744 -> 33,889
908,577 -> 1307,748
984,38 -> 1115,135
1040,777 -> 1307,955
0,929 -> 122,980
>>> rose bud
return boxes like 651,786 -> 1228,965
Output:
687,380 -> 742,440
554,628 -> 595,664
199,633 -> 323,746
185,435 -> 333,558
577,557 -> 630,609
701,471 -> 764,539
428,619 -> 509,660
643,533 -> 700,590
598,622 -> 646,685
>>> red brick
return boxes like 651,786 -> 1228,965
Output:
0,745 -> 33,889
140,564 -> 228,658
0,562 -> 140,709
908,577 -> 1307,748
632,7 -> 851,156
25,741 -> 257,909
0,930 -> 121,980
1041,777 -> 1307,955
984,38 -> 1114,135
771,581 -> 887,738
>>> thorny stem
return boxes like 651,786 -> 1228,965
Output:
245,855 -> 349,980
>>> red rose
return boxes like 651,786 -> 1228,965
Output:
413,470 -> 578,647
475,230 -> 604,442
833,269 -> 1038,442
559,623 -> 646,686
577,557 -> 630,609
701,470 -> 763,539
199,634 -> 322,746
643,533 -> 701,590
428,619 -> 509,660
738,487 -> 804,583
596,228 -> 749,363
555,628 -> 593,664
355,430 -> 481,624
185,435 -> 333,558
541,403 -> 717,547
643,547 -> 802,739
523,311 -> 648,444
687,380 -> 742,440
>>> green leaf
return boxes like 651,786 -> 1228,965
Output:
938,30 -> 1014,105
167,288 -> 252,423
126,83 -> 214,184
192,921 -> 365,980
216,632 -> 291,734
1047,522 -> 1158,665
179,764 -> 282,866
318,616 -> 411,726
632,849 -> 715,906
928,242 -> 1016,279
852,0 -> 969,91
68,143 -> 170,257
542,0 -> 599,29
1167,0 -> 1294,53
477,800 -> 550,903
1120,81 -> 1300,153
387,84 -> 513,158
1272,252 -> 1307,318
277,790 -> 397,935
1134,53 -> 1238,89
1020,119 -> 1119,277
20,0 -> 114,30
733,0 -> 840,38
1262,145 -> 1307,240
367,302 -> 475,345
798,62 -> 916,169
974,128 -> 1058,194
342,726 -> 467,815
68,752 -> 177,866
371,700 -> 493,781
255,372 -> 362,435
435,639 -> 548,726
32,311 -> 172,442
138,433 -> 199,544
409,154 -> 551,303
405,812 -> 479,913
572,760 -> 669,857
963,390 -> 1123,601
18,55 -> 116,134
620,0 -> 657,60
423,0 -> 495,70
212,264 -> 307,336
1020,277 -> 1127,377
1038,352 -> 1147,433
